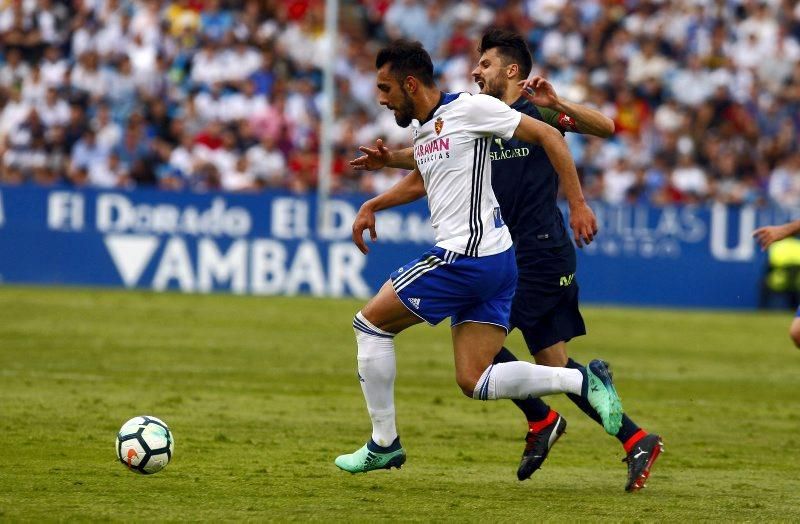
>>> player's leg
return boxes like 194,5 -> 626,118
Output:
531,315 -> 663,491
358,279 -> 422,447
504,341 -> 566,480
504,251 -> 578,480
448,247 -> 623,433
492,346 -> 553,424
535,342 -> 643,444
492,344 -> 566,480
335,280 -> 421,473
450,321 -> 622,435
789,314 -> 800,348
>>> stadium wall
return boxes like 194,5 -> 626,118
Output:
0,185 -> 793,309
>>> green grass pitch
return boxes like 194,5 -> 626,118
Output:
1,286 -> 800,521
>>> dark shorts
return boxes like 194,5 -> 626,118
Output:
509,243 -> 586,354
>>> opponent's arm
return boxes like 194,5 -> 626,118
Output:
753,220 -> 800,251
519,76 -> 614,137
352,169 -> 426,254
350,138 -> 416,171
512,114 -> 597,247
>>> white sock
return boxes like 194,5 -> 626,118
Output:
353,311 -> 397,447
472,361 -> 583,400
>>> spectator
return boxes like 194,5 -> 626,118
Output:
88,152 -> 128,188
69,129 -> 108,180
247,134 -> 287,189
0,0 -> 798,204
200,0 -> 234,42
671,153 -> 709,201
669,55 -> 713,107
0,88 -> 30,141
627,37 -> 674,87
39,45 -> 67,87
221,156 -> 255,191
602,158 -> 636,204
37,87 -> 70,128
93,105 -> 123,151
0,48 -> 30,89
114,122 -> 150,174
768,153 -> 800,208
21,65 -> 46,106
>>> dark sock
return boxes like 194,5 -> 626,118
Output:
565,358 -> 644,445
494,347 -> 551,422
367,437 -> 402,453
616,416 -> 642,446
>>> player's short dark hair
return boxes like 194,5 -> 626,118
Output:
375,39 -> 435,87
478,28 -> 533,79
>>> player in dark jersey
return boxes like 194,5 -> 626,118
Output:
350,29 -> 662,492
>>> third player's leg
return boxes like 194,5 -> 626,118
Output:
789,316 -> 800,348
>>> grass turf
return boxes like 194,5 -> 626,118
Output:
1,286 -> 799,521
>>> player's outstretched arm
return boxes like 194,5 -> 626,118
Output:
350,139 -> 416,171
352,169 -> 426,254
518,77 -> 615,138
512,114 -> 597,247
753,220 -> 800,251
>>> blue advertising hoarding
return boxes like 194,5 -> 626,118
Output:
0,184 -> 792,308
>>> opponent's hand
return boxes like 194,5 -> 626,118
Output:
518,76 -> 559,108
753,224 -> 791,250
352,204 -> 378,254
569,201 -> 598,248
350,139 -> 391,171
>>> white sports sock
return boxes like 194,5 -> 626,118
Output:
353,311 -> 397,448
472,361 -> 583,400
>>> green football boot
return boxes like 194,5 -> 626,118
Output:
586,359 -> 624,435
335,438 -> 406,473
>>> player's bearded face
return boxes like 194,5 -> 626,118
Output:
472,51 -> 508,100
479,71 -> 506,99
392,85 -> 415,128
376,65 -> 416,128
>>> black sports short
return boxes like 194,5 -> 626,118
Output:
509,242 -> 586,354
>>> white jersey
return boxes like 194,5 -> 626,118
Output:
411,92 -> 521,257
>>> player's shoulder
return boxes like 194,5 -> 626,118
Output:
511,97 -> 544,120
441,92 -> 471,108
452,93 -> 515,115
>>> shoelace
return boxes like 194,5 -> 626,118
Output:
523,431 -> 547,454
621,454 -> 640,484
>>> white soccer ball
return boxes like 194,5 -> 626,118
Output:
115,416 -> 175,474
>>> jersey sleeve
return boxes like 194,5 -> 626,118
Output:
535,106 -> 575,134
535,106 -> 562,128
461,94 -> 522,140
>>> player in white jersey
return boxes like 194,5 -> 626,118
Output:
410,91 -> 516,257
335,40 -> 624,474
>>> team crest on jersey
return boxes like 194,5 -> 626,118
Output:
434,117 -> 444,135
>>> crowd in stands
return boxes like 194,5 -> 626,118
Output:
1,0 -> 799,207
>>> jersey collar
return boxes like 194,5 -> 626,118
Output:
510,95 -> 530,110
416,91 -> 460,127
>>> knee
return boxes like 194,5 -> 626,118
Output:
455,371 -> 478,398
790,327 -> 800,349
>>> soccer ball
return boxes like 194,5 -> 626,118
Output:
115,416 -> 174,474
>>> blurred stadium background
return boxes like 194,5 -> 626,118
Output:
2,0 -> 800,200
3,0 -> 800,520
